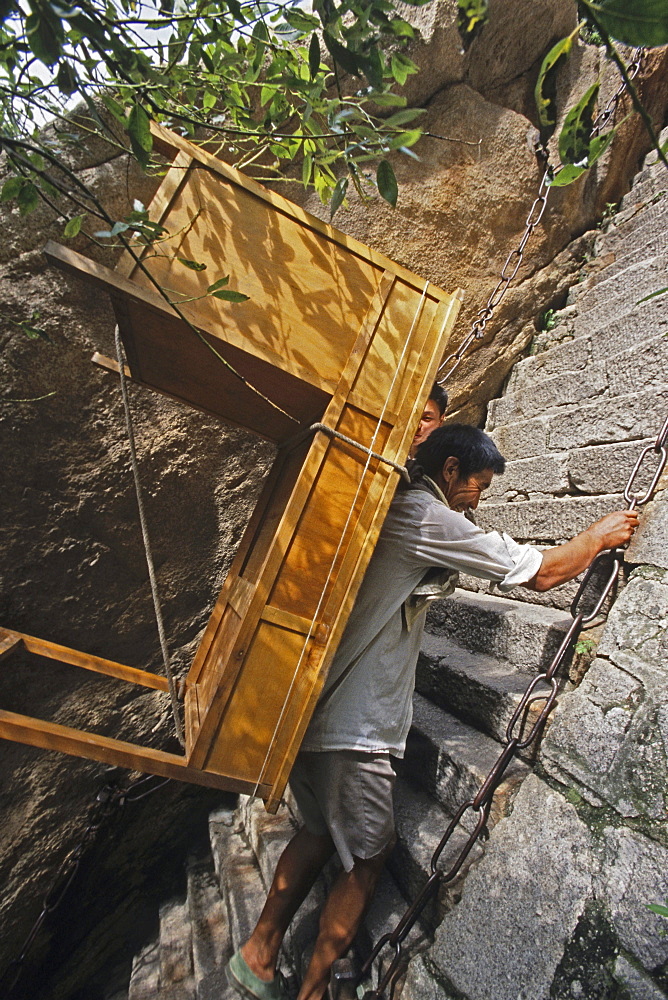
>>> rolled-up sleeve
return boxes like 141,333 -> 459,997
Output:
406,499 -> 543,591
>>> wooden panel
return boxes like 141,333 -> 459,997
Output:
150,124 -> 461,301
261,605 -> 328,642
268,406 -> 391,620
0,629 -> 21,661
0,709 -> 270,795
0,630 -> 169,691
114,298 -> 329,443
187,447 -> 296,689
188,602 -> 244,746
125,162 -> 384,387
202,618 -> 321,784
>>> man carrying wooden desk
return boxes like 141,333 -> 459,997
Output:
226,424 -> 638,1000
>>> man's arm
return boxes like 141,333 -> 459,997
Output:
524,510 -> 640,592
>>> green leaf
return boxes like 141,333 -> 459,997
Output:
369,92 -> 407,107
323,32 -> 362,76
330,175 -> 348,218
558,82 -> 599,167
548,163 -> 588,187
390,52 -> 410,86
586,129 -> 617,167
383,108 -> 427,128
387,128 -> 421,149
389,18 -> 415,38
302,152 -> 313,187
17,180 -> 39,215
178,257 -> 207,271
361,46 -> 383,90
534,30 -> 578,130
127,102 -> 153,170
206,276 -> 230,292
56,60 -> 78,94
647,901 -> 668,918
211,289 -> 249,302
638,286 -> 668,304
1,175 -> 23,202
63,213 -> 85,237
25,9 -> 63,65
308,32 -> 320,78
22,323 -> 50,340
456,0 -> 488,50
582,0 -> 668,47
376,159 -> 397,207
100,94 -> 127,124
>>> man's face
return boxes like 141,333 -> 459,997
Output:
443,466 -> 495,513
411,399 -> 444,455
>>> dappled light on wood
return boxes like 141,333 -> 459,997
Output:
1,125 -> 462,811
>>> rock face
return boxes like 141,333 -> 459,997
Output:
1,2 -> 667,997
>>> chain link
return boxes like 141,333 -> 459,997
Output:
359,407 -> 668,1000
0,775 -> 170,998
435,47 -> 643,390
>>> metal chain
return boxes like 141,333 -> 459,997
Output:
435,47 -> 643,388
0,775 -> 170,998
357,410 -> 668,1000
590,48 -> 643,138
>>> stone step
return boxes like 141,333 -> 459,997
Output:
491,384 -> 668,461
457,568 -> 580,612
158,899 -> 196,999
506,334 -> 592,395
577,288 -> 667,364
491,437 -> 654,502
209,806 -> 267,957
424,589 -> 571,673
389,776 -> 483,921
237,792 -> 328,983
590,213 -> 668,288
507,285 -> 667,400
488,333 -> 668,431
415,633 -> 546,742
186,854 -> 234,1000
476,491 -> 626,542
596,188 -> 668,261
233,790 -> 430,988
621,165 -> 667,212
398,692 -> 529,825
573,251 -> 668,330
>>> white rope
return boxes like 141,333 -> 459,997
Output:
113,325 -> 185,747
308,424 -> 411,482
251,281 -> 431,800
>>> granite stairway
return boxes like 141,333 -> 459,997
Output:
123,585 -> 573,1000
122,131 -> 668,1000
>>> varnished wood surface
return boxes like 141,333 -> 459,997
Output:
0,629 -> 170,691
0,708 -> 271,795
149,123 -> 460,299
36,127 -> 464,800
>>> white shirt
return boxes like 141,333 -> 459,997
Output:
300,487 -> 543,757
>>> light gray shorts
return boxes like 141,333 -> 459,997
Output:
289,749 -> 396,872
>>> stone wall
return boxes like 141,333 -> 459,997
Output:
403,132 -> 668,999
1,0 -> 667,987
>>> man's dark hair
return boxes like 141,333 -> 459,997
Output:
428,382 -> 448,415
415,424 -> 505,479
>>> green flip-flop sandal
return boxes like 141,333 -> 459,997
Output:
225,950 -> 290,1000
